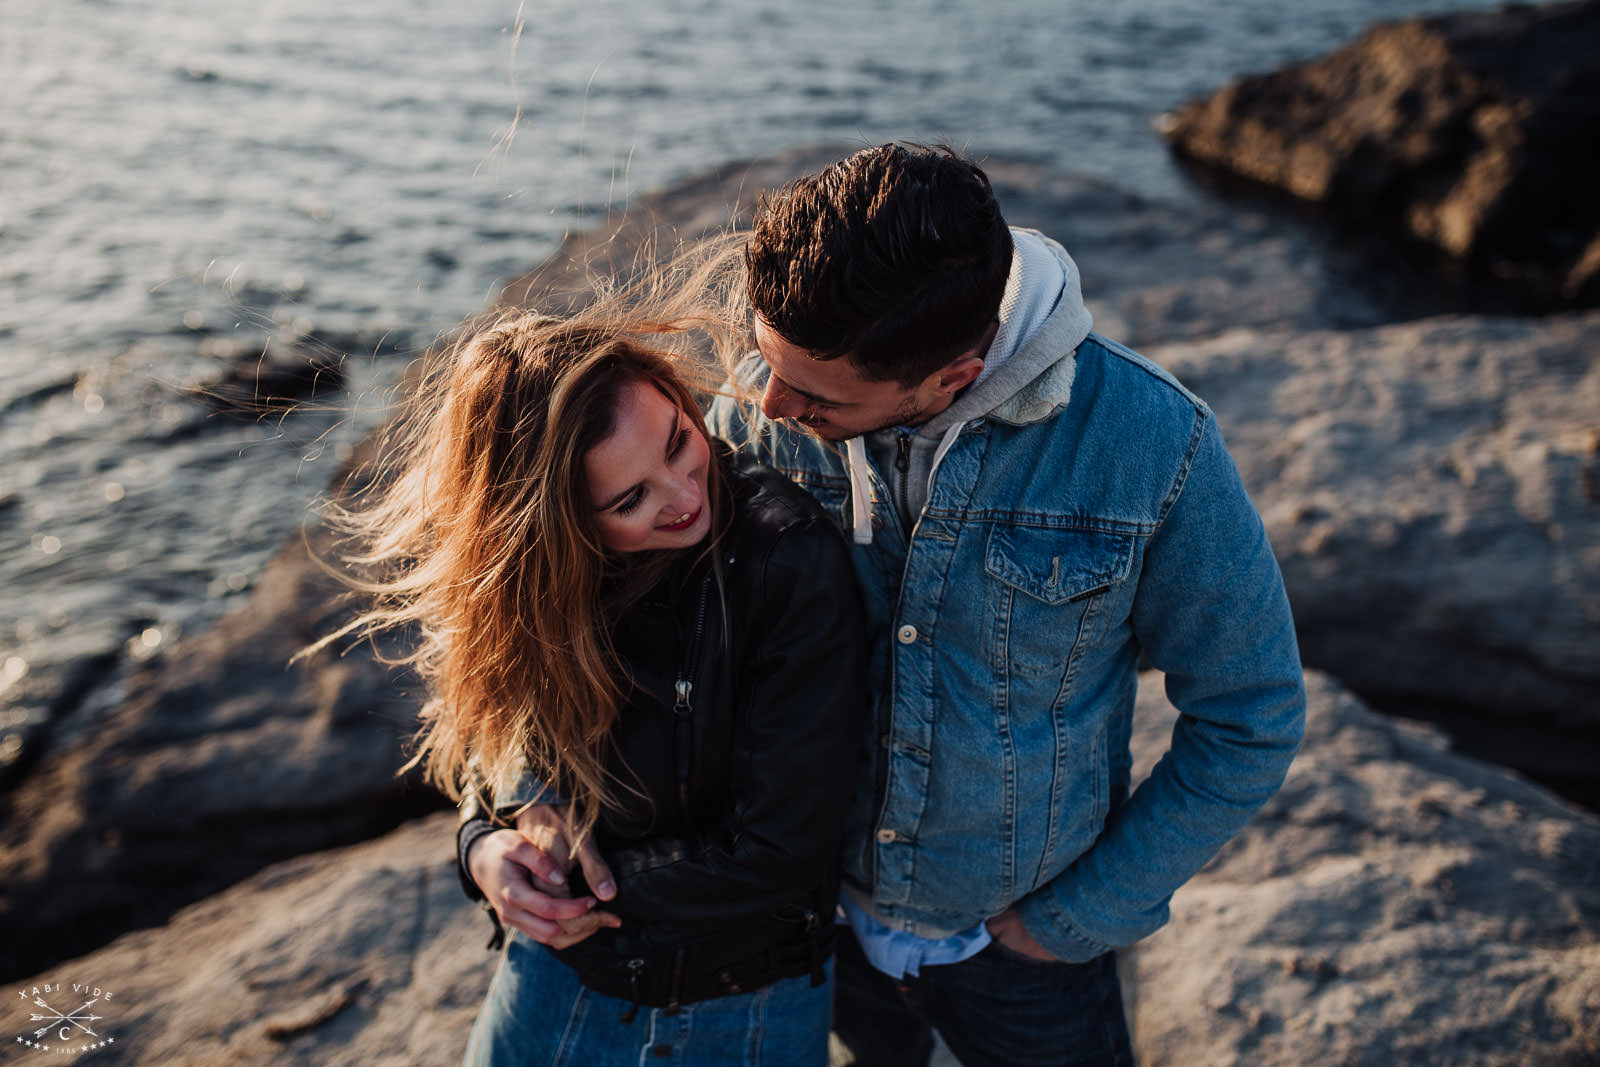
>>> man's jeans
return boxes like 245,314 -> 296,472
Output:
832,927 -> 1133,1067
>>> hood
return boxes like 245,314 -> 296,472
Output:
842,229 -> 1090,544
919,228 -> 1090,435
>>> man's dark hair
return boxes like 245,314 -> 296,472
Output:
745,143 -> 1013,386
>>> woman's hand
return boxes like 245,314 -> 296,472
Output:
466,827 -> 621,949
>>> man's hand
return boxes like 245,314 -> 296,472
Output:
985,905 -> 1058,961
466,826 -> 620,949
513,804 -> 618,902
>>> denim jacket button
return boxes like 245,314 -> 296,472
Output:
876,828 -> 898,843
896,624 -> 918,645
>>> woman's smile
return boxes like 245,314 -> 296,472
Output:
658,506 -> 702,532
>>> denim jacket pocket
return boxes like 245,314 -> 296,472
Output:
984,527 -> 1135,677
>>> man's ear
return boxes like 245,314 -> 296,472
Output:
933,354 -> 985,396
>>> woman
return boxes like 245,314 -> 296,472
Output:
324,301 -> 867,1066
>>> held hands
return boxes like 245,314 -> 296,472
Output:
465,805 -> 621,949
985,905 -> 1059,961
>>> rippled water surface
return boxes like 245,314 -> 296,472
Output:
1,0 -> 1497,766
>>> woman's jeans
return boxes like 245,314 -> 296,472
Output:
831,927 -> 1134,1066
462,929 -> 832,1067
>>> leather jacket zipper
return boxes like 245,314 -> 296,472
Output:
663,947 -> 688,1016
619,957 -> 646,1023
671,569 -> 713,821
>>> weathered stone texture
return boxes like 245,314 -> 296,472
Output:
1165,1 -> 1600,305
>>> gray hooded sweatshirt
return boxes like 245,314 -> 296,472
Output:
859,228 -> 1094,535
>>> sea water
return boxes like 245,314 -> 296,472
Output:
0,0 -> 1496,770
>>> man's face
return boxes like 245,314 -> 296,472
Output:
754,319 -> 938,441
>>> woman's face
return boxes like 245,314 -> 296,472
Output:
584,378 -> 713,553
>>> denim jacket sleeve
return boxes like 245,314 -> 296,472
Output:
1014,409 -> 1306,962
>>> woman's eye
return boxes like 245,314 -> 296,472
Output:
667,426 -> 692,458
615,489 -> 644,515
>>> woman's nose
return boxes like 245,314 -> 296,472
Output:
663,470 -> 699,516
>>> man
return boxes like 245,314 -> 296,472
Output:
465,143 -> 1305,1066
710,142 -> 1303,1065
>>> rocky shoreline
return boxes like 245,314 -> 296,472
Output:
4,9 -> 1599,1058
5,668 -> 1593,1064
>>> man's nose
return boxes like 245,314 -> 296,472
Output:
761,378 -> 807,420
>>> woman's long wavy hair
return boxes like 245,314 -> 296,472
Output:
319,246 -> 746,842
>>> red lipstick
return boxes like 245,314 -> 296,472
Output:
658,506 -> 702,532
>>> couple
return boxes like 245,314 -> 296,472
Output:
342,144 -> 1306,1066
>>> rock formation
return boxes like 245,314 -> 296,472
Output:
1148,313 -> 1600,730
9,672 -> 1594,1064
0,489 -> 442,984
1163,0 -> 1600,308
1129,671 -> 1600,1064
4,813 -> 492,1065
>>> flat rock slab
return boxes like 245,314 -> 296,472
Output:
1128,670 -> 1600,1065
1149,312 -> 1600,729
984,159 -> 1400,346
504,147 -> 1404,348
5,812 -> 492,1066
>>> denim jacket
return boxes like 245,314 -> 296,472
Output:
706,253 -> 1305,962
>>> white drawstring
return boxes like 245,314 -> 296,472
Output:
845,437 -> 874,545
845,422 -> 967,546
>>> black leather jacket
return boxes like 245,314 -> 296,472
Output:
457,448 -> 868,1015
